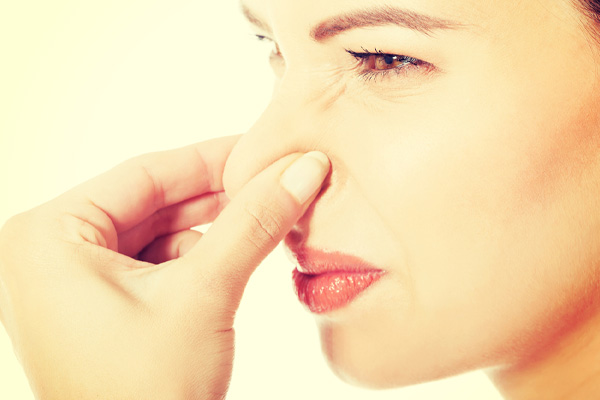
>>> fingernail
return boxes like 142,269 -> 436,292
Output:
280,151 -> 330,204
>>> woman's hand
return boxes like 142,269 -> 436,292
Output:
0,135 -> 330,400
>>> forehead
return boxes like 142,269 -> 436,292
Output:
241,0 -> 583,54
242,0 -> 517,31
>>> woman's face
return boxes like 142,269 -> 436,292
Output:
223,0 -> 600,388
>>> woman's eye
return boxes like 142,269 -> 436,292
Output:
255,34 -> 282,58
254,34 -> 285,78
370,54 -> 416,71
346,48 -> 433,81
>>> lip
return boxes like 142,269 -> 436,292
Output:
287,247 -> 385,314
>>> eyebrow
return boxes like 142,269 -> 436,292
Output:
241,4 -> 462,42
241,5 -> 272,35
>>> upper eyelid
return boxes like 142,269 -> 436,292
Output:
346,49 -> 436,84
252,35 -> 433,81
253,34 -> 411,58
254,34 -> 273,42
346,49 -> 424,67
346,48 -> 416,58
254,36 -> 411,62
253,33 -> 279,45
347,47 -> 385,55
253,34 -> 283,56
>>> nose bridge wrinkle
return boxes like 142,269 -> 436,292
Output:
268,71 -> 346,155
222,65 -> 346,200
278,66 -> 348,113
307,66 -> 349,112
309,79 -> 348,112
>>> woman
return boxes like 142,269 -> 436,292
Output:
1,0 -> 599,398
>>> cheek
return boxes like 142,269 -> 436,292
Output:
361,50 -> 600,276
369,67 -> 600,348
315,79 -> 600,386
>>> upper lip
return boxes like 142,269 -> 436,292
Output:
285,245 -> 385,275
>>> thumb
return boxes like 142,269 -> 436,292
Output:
180,151 -> 330,304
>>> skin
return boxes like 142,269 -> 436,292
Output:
0,137 -> 329,399
2,1 -> 600,399
222,0 -> 600,397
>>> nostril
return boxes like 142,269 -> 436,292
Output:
315,162 -> 334,199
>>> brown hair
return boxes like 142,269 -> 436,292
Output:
580,0 -> 600,19
577,0 -> 600,43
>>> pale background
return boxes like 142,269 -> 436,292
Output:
0,1 -> 502,398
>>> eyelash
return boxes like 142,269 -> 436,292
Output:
255,34 -> 282,57
254,35 -> 431,82
346,47 -> 431,82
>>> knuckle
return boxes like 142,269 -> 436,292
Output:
53,201 -> 114,249
151,206 -> 174,237
121,155 -> 165,210
242,200 -> 285,248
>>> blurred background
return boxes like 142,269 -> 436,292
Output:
0,1 -> 501,398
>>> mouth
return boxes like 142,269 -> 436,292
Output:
286,246 -> 386,314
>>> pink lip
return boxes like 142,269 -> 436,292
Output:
287,247 -> 385,314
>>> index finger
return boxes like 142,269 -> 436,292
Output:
70,134 -> 240,233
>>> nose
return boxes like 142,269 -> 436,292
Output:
222,81 -> 336,199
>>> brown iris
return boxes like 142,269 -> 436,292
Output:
365,54 -> 412,71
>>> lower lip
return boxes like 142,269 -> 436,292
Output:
292,269 -> 384,314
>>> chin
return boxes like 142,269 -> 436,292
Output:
322,353 -> 407,390
315,312 -> 499,390
320,342 -> 483,390
316,324 -> 453,390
